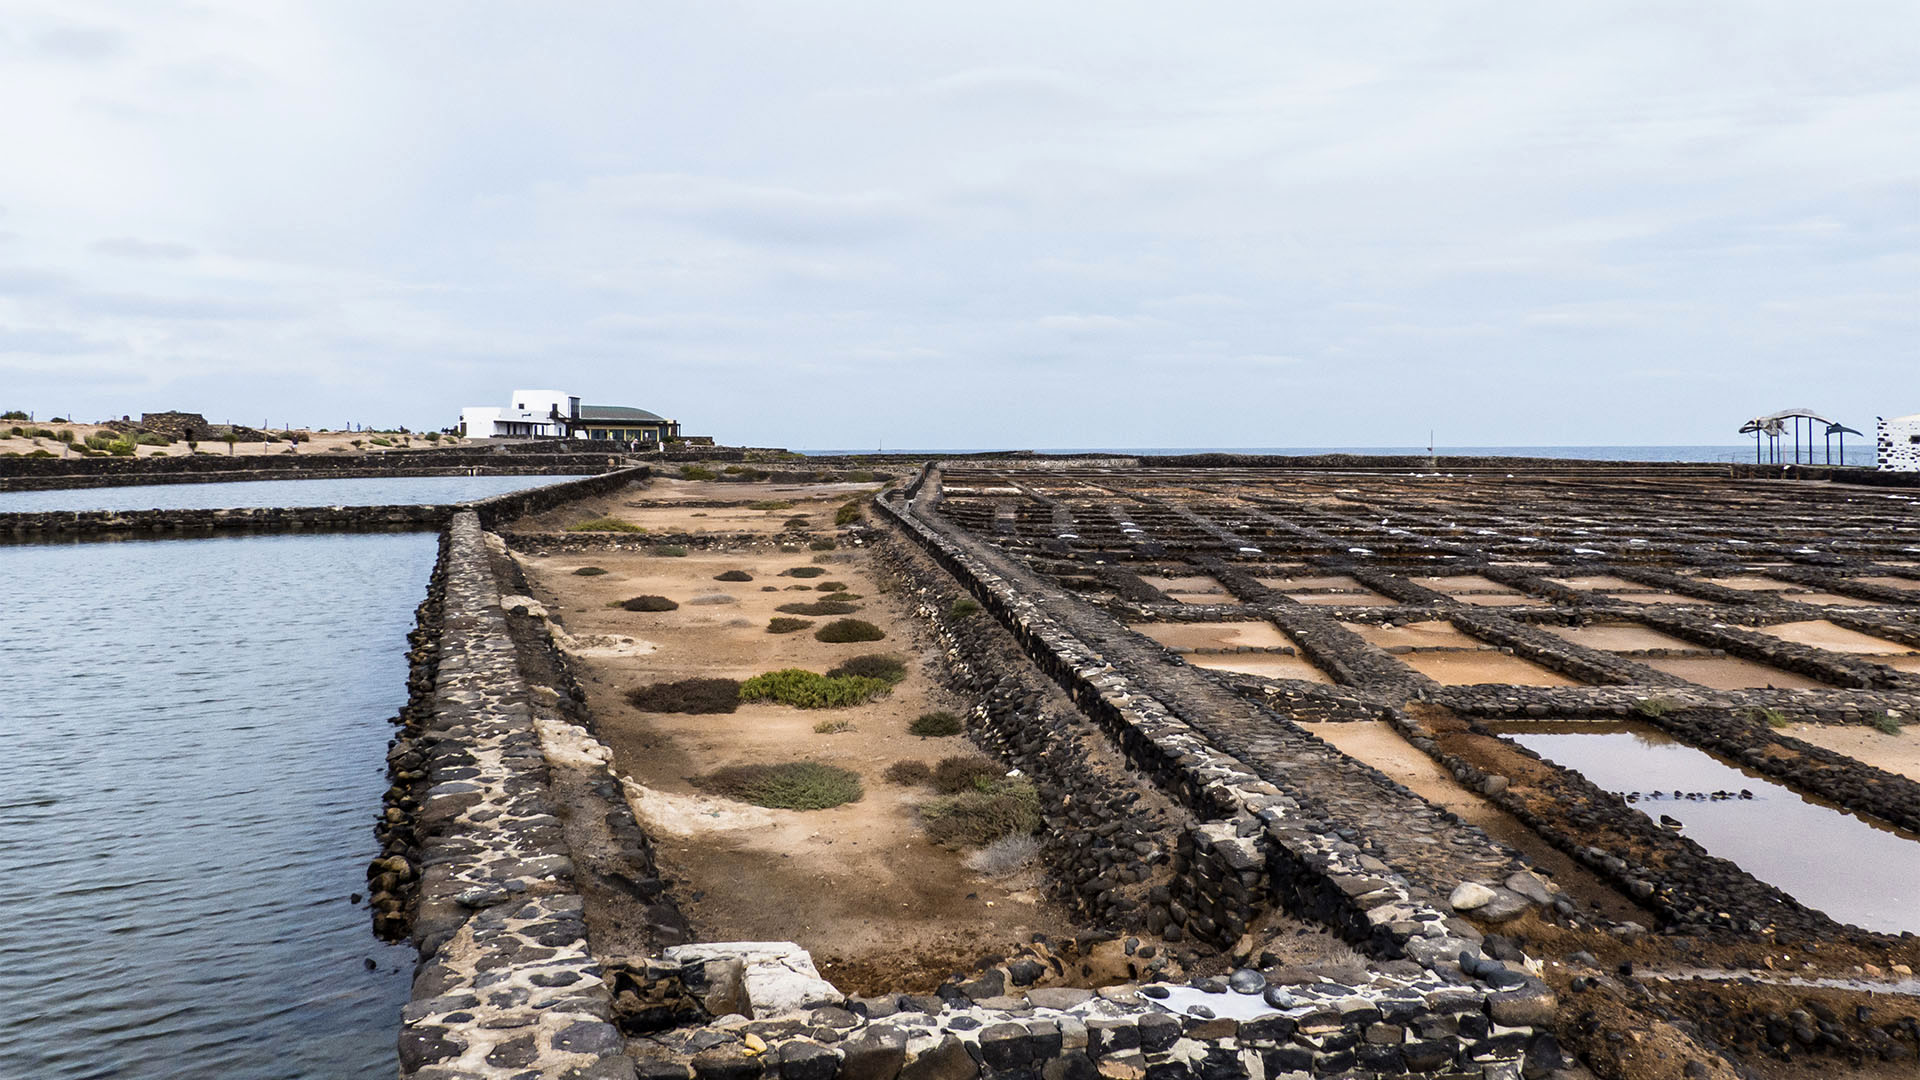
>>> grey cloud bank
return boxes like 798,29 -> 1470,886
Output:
0,1 -> 1914,447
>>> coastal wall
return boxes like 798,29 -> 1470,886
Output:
0,468 -> 646,539
0,442 -> 642,491
1729,463 -> 1920,488
382,511 -> 637,1079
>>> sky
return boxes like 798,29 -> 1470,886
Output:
0,2 -> 1915,450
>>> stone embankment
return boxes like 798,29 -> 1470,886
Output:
0,468 -> 645,538
382,511 -> 638,1079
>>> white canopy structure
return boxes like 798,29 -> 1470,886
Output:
1738,408 -> 1862,465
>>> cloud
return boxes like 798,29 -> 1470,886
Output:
92,237 -> 196,260
34,25 -> 126,62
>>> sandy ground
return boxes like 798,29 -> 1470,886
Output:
1189,654 -> 1333,683
1132,621 -> 1295,651
1300,722 -> 1644,921
1638,656 -> 1829,691
1760,620 -> 1916,655
1781,723 -> 1920,783
0,421 -> 461,458
1541,623 -> 1704,652
1398,650 -> 1584,687
513,491 -> 1078,991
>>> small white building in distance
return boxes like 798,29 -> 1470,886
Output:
1878,414 -> 1920,472
458,389 -> 682,445
459,390 -> 577,441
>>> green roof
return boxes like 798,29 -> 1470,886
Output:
578,405 -> 669,423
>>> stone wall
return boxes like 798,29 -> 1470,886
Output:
0,469 -> 645,539
386,511 -> 637,1079
1877,415 -> 1920,473
0,441 -> 642,490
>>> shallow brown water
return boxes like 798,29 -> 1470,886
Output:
1638,655 -> 1830,690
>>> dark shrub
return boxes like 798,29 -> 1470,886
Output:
909,711 -> 964,737
783,516 -> 811,530
573,566 -> 609,576
826,654 -> 907,684
739,668 -> 893,708
835,502 -> 863,526
949,598 -> 983,618
680,465 -> 718,480
714,570 -> 754,582
921,781 -> 1041,847
767,617 -> 814,634
783,566 -> 828,578
626,678 -> 740,714
884,760 -> 933,785
809,538 -> 837,551
815,618 -> 884,643
653,545 -> 689,557
695,762 -> 862,810
777,600 -> 858,617
749,500 -> 794,510
623,595 -> 679,611
815,581 -> 849,592
566,517 -> 647,533
932,755 -> 1001,793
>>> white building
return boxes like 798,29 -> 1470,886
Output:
459,390 -> 579,440
1878,414 -> 1920,472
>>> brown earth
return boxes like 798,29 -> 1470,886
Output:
510,486 -> 1080,992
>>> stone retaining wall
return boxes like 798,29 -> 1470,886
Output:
0,469 -> 644,538
385,511 -> 635,1079
0,441 -> 640,490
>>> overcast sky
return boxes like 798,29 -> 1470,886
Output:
1,2 -> 1914,449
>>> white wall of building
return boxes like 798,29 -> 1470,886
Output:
459,390 -> 580,439
1878,414 -> 1920,472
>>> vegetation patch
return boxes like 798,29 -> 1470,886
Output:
573,566 -> 609,576
739,668 -> 893,709
622,595 -> 679,612
783,566 -> 828,578
1634,696 -> 1677,718
908,711 -> 964,737
932,755 -> 1003,793
809,538 -> 838,551
776,600 -> 858,617
921,779 -> 1041,847
567,517 -> 647,533
826,654 -> 907,684
627,678 -> 741,714
1873,711 -> 1907,735
767,617 -> 814,634
884,760 -> 933,785
815,618 -> 885,643
812,718 -> 856,734
714,570 -> 754,582
1744,706 -> 1791,729
965,834 -> 1042,877
835,502 -> 863,526
653,545 -> 690,557
749,500 -> 795,511
815,581 -> 849,592
949,598 -> 983,619
695,762 -> 863,810
680,466 -> 718,481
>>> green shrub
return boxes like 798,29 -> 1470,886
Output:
816,581 -> 849,592
783,517 -> 812,530
835,502 -> 863,526
932,755 -> 1002,793
815,619 -> 885,643
680,465 -> 718,480
627,678 -> 740,714
809,538 -> 837,551
695,762 -> 863,810
567,517 -> 647,533
1744,706 -> 1790,729
26,449 -> 53,457
827,654 -> 907,684
767,617 -> 814,634
739,668 -> 893,708
783,566 -> 828,578
573,566 -> 609,576
846,470 -> 878,483
0,410 -> 26,421
778,600 -> 858,617
83,432 -> 115,450
884,760 -> 933,785
623,595 -> 679,611
813,718 -> 856,734
750,500 -> 795,511
653,545 -> 689,557
949,598 -> 983,619
1634,696 -> 1676,718
1872,711 -> 1906,735
909,711 -> 964,737
714,570 -> 754,582
921,779 -> 1040,846
135,433 -> 171,446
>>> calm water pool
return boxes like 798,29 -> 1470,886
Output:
0,532 -> 438,1078
0,474 -> 587,513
